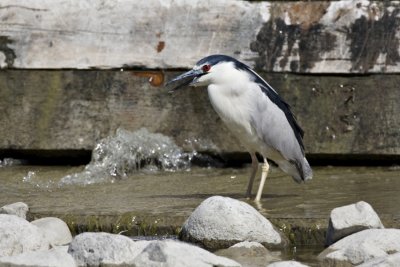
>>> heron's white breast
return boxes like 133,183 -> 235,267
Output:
207,81 -> 261,149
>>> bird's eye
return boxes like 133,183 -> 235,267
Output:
202,64 -> 211,72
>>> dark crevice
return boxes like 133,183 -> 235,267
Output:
1,150 -> 398,167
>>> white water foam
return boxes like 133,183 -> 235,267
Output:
59,128 -> 194,186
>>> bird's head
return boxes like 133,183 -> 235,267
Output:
166,55 -> 247,91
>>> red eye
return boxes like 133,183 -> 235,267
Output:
202,64 -> 211,72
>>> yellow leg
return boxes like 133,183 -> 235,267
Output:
255,159 -> 269,202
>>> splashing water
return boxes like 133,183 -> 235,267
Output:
0,158 -> 25,167
59,128 -> 194,186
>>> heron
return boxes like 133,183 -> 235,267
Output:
167,55 -> 312,201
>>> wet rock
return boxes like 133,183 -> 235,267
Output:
0,246 -> 76,267
0,202 -> 29,219
318,228 -> 400,266
68,232 -> 148,266
231,241 -> 266,249
216,241 -> 281,267
326,201 -> 384,246
132,239 -> 241,267
0,214 -> 50,257
357,252 -> 400,267
267,261 -> 310,267
31,217 -> 73,246
179,196 -> 286,250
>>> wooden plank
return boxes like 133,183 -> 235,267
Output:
0,70 -> 398,157
0,1 -> 400,73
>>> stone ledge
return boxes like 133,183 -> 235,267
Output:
0,70 -> 398,157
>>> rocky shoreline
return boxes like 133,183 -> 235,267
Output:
0,198 -> 399,266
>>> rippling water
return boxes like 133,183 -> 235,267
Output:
0,163 -> 398,220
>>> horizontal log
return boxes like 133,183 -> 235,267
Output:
0,1 -> 400,73
0,70 -> 398,158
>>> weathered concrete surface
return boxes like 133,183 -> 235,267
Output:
1,1 -> 400,73
0,70 -> 398,157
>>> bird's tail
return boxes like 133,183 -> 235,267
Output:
278,157 -> 312,183
300,157 -> 313,182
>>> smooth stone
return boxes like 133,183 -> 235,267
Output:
216,241 -> 281,267
0,214 -> 50,257
267,261 -> 310,267
0,246 -> 76,267
0,202 -> 29,219
357,252 -> 400,267
31,217 -> 73,246
318,228 -> 400,266
68,232 -> 148,266
231,241 -> 265,249
131,239 -> 241,267
326,201 -> 384,246
180,196 -> 286,250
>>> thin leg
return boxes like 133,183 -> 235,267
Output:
255,158 -> 269,202
246,153 -> 259,198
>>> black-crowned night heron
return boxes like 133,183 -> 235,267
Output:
167,55 -> 312,201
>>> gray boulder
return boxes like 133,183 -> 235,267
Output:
132,239 -> 241,267
267,261 -> 309,267
0,246 -> 76,267
0,202 -> 29,219
216,241 -> 280,267
180,196 -> 285,250
326,201 -> 384,246
68,232 -> 148,266
0,214 -> 50,257
357,252 -> 400,267
31,217 -> 73,246
318,228 -> 400,266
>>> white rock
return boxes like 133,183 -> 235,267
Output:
0,202 -> 29,219
132,239 -> 241,267
68,232 -> 148,266
318,229 -> 400,266
0,214 -> 50,257
216,241 -> 280,267
267,261 -> 309,267
231,241 -> 265,249
180,196 -> 284,249
326,201 -> 384,246
357,252 -> 400,267
31,217 -> 73,246
0,246 -> 76,267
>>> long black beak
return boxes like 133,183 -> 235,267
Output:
166,69 -> 203,92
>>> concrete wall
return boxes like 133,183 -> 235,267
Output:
0,0 -> 399,160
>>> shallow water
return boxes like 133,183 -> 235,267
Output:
0,164 -> 399,266
1,164 -> 399,220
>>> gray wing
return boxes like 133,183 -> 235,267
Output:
249,84 -> 305,167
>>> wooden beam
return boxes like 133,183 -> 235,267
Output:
0,1 -> 400,73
